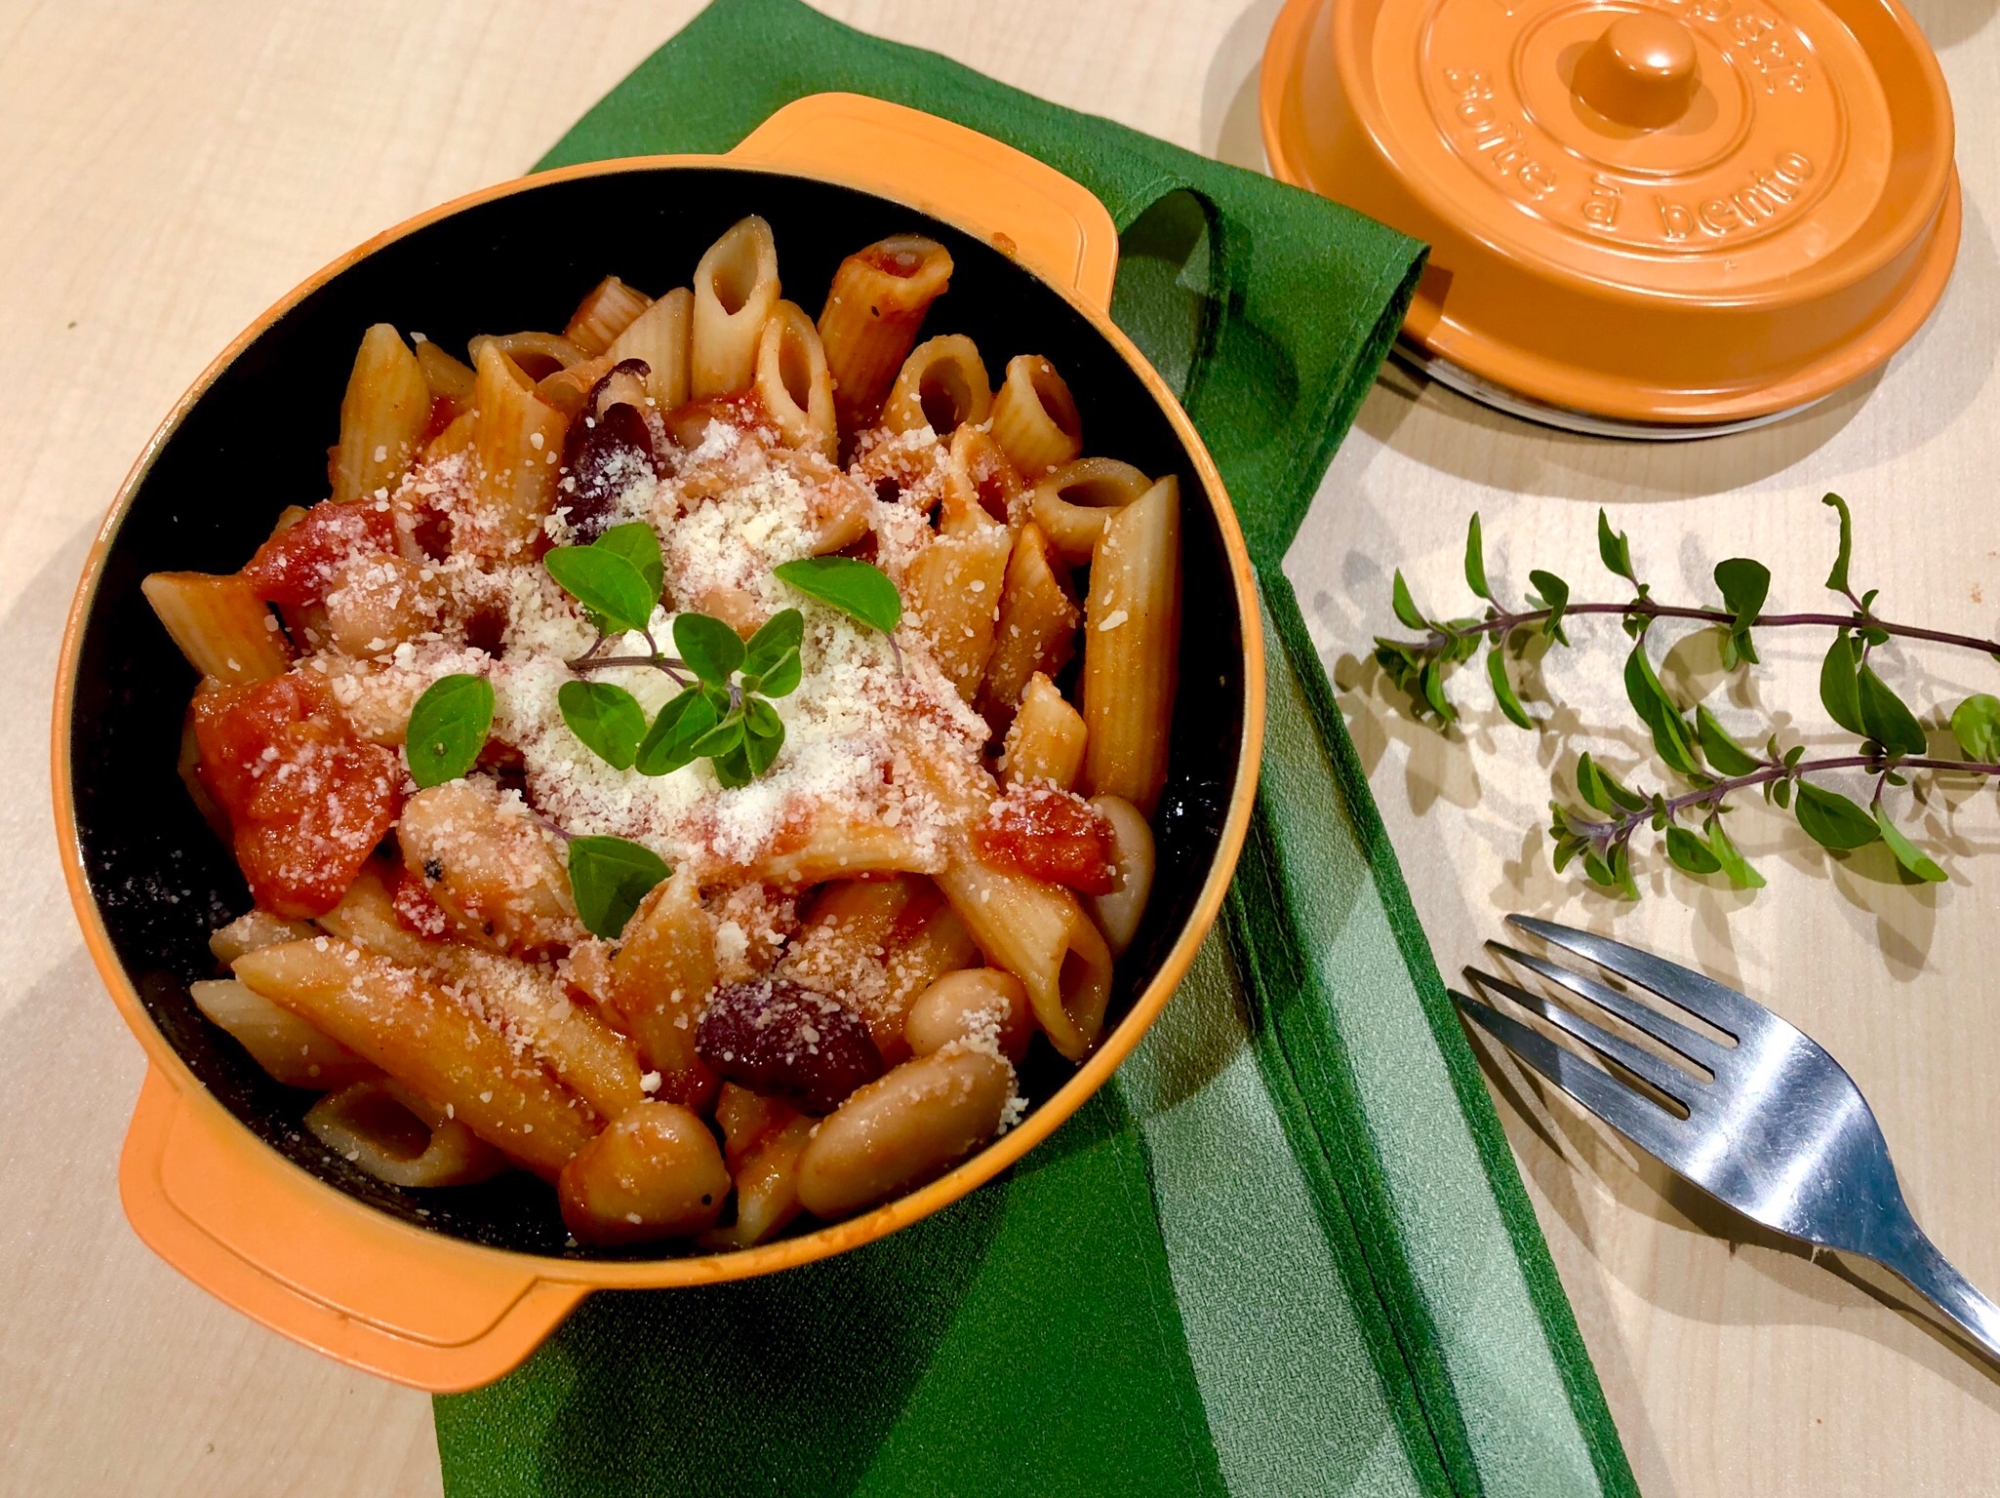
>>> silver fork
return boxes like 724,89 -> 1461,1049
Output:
1453,915 -> 2000,1364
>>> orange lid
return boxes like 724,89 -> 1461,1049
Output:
1261,0 -> 1960,431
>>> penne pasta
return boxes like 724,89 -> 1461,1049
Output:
608,285 -> 693,410
414,339 -> 477,424
934,851 -> 1112,1061
318,867 -> 645,1119
459,342 -> 568,560
978,523 -> 1079,726
564,275 -> 652,356
331,324 -> 431,506
701,1086 -> 817,1250
900,524 -> 1013,701
208,908 -> 317,967
1030,457 -> 1153,567
880,334 -> 992,436
1082,476 -> 1181,816
1085,794 -> 1155,957
941,425 -> 1024,534
467,331 -> 589,378
142,571 -> 292,685
753,300 -> 837,460
988,354 -> 1082,479
1000,673 -> 1088,791
691,215 -> 781,398
533,354 -> 617,421
607,867 -> 718,1111
232,937 -> 598,1179
190,977 -> 377,1089
816,235 -> 954,429
304,1078 -> 509,1188
756,810 -> 947,887
779,875 -> 931,1060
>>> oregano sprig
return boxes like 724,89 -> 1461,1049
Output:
1374,498 -> 2000,898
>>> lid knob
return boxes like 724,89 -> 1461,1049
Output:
1571,13 -> 1700,130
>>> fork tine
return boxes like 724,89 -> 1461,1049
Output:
1466,965 -> 1699,1105
1487,941 -> 1724,1070
1452,989 -> 1693,1171
1506,916 -> 1765,1039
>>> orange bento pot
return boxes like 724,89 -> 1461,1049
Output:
53,95 -> 1265,1392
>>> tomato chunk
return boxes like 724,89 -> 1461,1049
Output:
190,673 -> 404,917
241,497 -> 399,608
971,785 -> 1116,895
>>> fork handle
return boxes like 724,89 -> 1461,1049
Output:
1879,1225 -> 2000,1365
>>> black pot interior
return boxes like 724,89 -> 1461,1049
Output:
67,167 -> 1248,1258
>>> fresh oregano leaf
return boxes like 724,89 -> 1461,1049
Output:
1597,509 -> 1637,586
1819,631 -> 1866,736
567,835 -> 671,939
750,647 -> 802,700
1623,644 -> 1699,776
1855,664 -> 1928,757
1486,647 -> 1533,729
1665,825 -> 1722,876
1950,693 -> 2000,762
1464,513 -> 1490,601
673,612 -> 746,687
1794,782 -> 1882,850
1707,818 -> 1766,889
634,687 -> 716,776
545,543 -> 656,636
1695,705 -> 1762,777
1524,569 -> 1568,646
1823,493 -> 1854,597
1576,751 -> 1647,813
743,696 -> 785,775
1418,658 -> 1456,722
1609,841 -> 1640,900
1715,557 -> 1769,621
557,680 -> 646,771
405,674 -> 494,789
691,710 -> 745,761
593,522 -> 664,606
1714,557 -> 1769,666
1390,569 -> 1425,631
1874,806 -> 1946,882
775,556 -> 903,635
742,608 -> 804,680
1773,778 -> 1793,810
710,743 -> 755,790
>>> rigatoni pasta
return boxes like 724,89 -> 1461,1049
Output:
817,235 -> 954,429
691,214 -> 780,397
144,212 -> 1185,1251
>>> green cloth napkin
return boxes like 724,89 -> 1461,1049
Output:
434,4 -> 1640,1494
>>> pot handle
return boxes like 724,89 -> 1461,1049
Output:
727,93 -> 1119,316
120,1066 -> 584,1392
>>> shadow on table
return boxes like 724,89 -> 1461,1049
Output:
1348,190 -> 2000,505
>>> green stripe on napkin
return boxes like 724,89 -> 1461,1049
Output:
435,3 -> 1639,1494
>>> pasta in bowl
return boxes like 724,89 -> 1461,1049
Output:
56,96 -> 1260,1383
144,212 -> 1188,1248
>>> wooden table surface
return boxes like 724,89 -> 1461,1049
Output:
4,1 -> 1996,1493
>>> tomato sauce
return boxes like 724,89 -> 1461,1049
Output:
972,786 -> 1116,895
240,497 -> 398,608
190,673 -> 404,917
